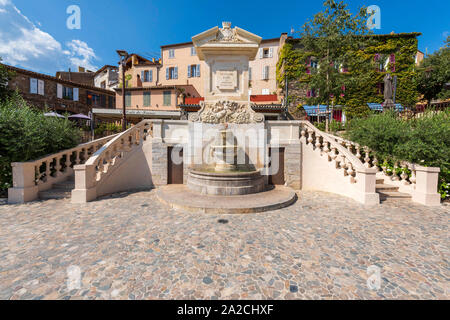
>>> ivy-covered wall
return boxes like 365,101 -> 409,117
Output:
277,33 -> 421,119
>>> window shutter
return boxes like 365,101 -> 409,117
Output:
390,54 -> 396,72
38,80 -> 44,95
187,65 -> 191,78
141,71 -> 145,82
150,70 -> 153,82
57,83 -> 63,98
30,78 -> 37,94
73,88 -> 79,101
174,67 -> 178,79
166,68 -> 169,80
269,47 -> 273,58
259,48 -> 263,59
249,67 -> 252,81
197,64 -> 200,77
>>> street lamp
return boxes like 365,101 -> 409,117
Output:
117,50 -> 129,132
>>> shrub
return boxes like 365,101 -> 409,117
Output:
345,109 -> 450,199
0,94 -> 81,196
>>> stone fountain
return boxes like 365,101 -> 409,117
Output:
186,22 -> 266,196
155,22 -> 297,213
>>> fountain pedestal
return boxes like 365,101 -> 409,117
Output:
187,129 -> 265,196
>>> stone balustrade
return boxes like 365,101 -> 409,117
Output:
8,135 -> 118,204
326,133 -> 441,206
299,122 -> 379,205
71,121 -> 153,203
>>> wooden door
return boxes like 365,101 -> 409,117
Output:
269,147 -> 285,185
168,146 -> 184,184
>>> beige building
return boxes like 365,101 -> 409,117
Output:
106,33 -> 288,122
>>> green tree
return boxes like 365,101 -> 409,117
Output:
417,36 -> 450,105
297,0 -> 372,120
0,57 -> 14,102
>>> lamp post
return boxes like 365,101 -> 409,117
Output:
117,50 -> 129,132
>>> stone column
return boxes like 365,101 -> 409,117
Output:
413,166 -> 441,206
8,162 -> 39,204
71,164 -> 97,203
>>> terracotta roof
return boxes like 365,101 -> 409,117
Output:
94,65 -> 118,76
55,71 -> 95,86
3,63 -> 115,95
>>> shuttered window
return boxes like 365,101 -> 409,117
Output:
167,67 -> 178,80
57,83 -> 63,99
191,47 -> 196,56
30,78 -> 38,94
37,80 -> 44,95
163,91 -> 171,106
169,49 -> 175,58
143,92 -> 151,107
188,65 -> 200,78
73,88 -> 79,101
125,92 -> 131,107
262,66 -> 269,80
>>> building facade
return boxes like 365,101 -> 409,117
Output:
109,33 -> 288,122
3,64 -> 116,115
94,65 -> 119,90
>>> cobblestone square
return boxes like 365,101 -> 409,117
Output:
0,191 -> 448,300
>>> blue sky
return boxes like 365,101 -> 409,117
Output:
0,0 -> 449,75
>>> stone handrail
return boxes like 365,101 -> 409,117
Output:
8,134 -> 118,204
71,120 -> 153,203
325,132 -> 441,206
300,121 -> 370,183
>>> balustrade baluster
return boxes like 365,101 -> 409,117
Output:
300,130 -> 306,141
400,163 -> 410,185
315,136 -> 322,149
307,129 -> 314,144
392,162 -> 400,181
363,147 -> 371,168
355,144 -> 361,159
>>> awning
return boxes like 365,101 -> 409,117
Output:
367,103 -> 404,112
92,108 -> 181,119
302,105 -> 329,116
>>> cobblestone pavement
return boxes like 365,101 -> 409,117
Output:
0,191 -> 448,300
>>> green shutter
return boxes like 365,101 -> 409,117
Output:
125,92 -> 131,107
143,92 -> 151,107
163,91 -> 171,106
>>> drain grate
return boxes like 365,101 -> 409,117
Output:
218,219 -> 229,224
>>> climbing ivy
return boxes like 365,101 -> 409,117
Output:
278,33 -> 421,119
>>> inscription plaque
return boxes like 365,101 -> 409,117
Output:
216,70 -> 237,90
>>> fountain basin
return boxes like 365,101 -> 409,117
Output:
187,169 -> 265,196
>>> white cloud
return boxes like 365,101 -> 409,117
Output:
66,40 -> 98,71
0,1 -> 99,74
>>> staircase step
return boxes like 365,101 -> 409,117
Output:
39,190 -> 71,200
52,180 -> 75,191
378,191 -> 412,199
376,184 -> 399,192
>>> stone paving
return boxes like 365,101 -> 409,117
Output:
0,191 -> 448,300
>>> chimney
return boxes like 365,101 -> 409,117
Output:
78,66 -> 85,72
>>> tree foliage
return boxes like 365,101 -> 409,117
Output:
417,37 -> 450,104
296,0 -> 372,107
346,110 -> 450,199
0,58 -> 14,102
0,94 -> 81,194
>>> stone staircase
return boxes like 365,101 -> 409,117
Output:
376,178 -> 412,202
39,176 -> 74,200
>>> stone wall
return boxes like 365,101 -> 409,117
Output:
4,64 -> 115,115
